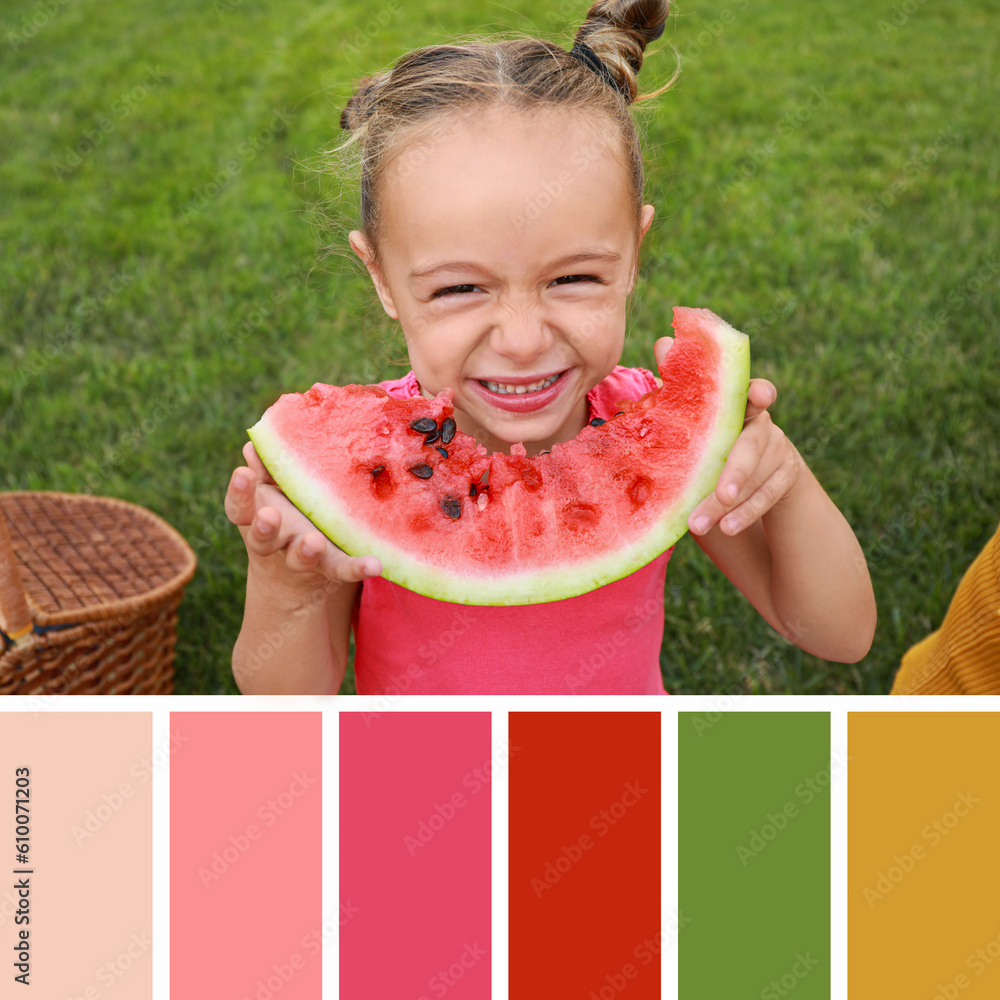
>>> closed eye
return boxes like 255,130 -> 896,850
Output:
431,284 -> 482,298
549,274 -> 603,287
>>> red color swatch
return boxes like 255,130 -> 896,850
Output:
509,712 -> 661,998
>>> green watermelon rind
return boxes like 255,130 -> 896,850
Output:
248,313 -> 750,606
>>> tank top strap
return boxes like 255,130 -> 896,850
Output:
586,365 -> 658,421
376,370 -> 422,399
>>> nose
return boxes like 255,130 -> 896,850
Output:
488,304 -> 553,366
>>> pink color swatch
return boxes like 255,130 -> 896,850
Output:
340,712 -> 492,999
170,712 -> 322,999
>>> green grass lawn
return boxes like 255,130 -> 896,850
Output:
2,0 -> 998,694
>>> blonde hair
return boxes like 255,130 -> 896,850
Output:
334,0 -> 676,271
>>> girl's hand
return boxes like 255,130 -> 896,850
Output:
687,378 -> 800,537
225,441 -> 382,587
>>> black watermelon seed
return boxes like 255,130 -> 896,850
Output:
409,417 -> 437,433
441,495 -> 462,519
424,427 -> 441,445
440,417 -> 456,444
436,447 -> 449,459
409,464 -> 434,479
590,417 -> 606,427
469,483 -> 477,497
371,464 -> 385,477
614,410 -> 624,417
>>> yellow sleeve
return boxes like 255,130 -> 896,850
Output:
890,521 -> 1000,695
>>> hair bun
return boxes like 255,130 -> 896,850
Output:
581,0 -> 670,51
340,73 -> 389,132
574,0 -> 670,101
635,13 -> 666,43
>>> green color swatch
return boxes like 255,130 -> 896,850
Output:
679,712 -> 831,998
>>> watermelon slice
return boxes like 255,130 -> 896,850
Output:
248,307 -> 750,605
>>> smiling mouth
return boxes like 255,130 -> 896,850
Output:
477,372 -> 564,395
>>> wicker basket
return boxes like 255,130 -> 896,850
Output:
0,492 -> 197,695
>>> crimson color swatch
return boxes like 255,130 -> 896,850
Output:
340,711 -> 492,999
509,712 -> 661,997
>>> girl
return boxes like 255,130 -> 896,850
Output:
225,0 -> 876,695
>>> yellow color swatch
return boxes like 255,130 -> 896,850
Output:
849,713 -> 1000,997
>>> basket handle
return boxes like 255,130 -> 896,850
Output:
0,507 -> 33,645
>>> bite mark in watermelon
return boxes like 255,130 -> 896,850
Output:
247,307 -> 750,605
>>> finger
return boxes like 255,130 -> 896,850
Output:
688,494 -> 726,536
225,467 -> 256,525
713,411 -> 772,507
717,466 -> 792,535
317,546 -> 383,584
282,530 -> 329,575
242,441 -> 277,484
652,336 -> 674,370
281,527 -> 383,584
744,379 -> 777,422
244,506 -> 291,557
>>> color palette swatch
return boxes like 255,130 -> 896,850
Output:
509,711 -> 661,998
678,712 -> 831,999
0,711 -> 152,998
340,711 -> 492,999
170,712 -> 322,999
849,712 -> 1000,997
11,702 -> 1000,999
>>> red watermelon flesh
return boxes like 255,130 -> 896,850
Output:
247,307 -> 750,605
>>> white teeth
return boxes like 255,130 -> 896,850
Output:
483,373 -> 560,394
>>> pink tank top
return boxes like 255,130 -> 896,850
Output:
351,367 -> 671,695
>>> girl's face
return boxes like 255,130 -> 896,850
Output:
351,106 -> 654,456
